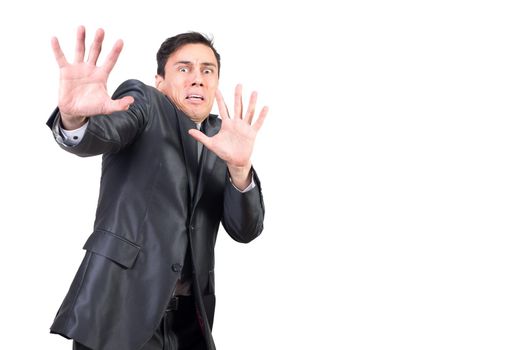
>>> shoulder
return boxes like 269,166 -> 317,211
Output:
112,79 -> 154,98
111,80 -> 170,110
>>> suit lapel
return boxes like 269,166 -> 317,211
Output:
174,108 -> 199,202
174,108 -> 221,211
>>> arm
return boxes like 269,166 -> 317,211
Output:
51,26 -> 135,129
222,168 -> 265,243
48,26 -> 147,156
189,84 -> 268,242
47,79 -> 149,157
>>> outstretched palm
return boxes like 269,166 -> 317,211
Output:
189,85 -> 268,168
51,26 -> 134,129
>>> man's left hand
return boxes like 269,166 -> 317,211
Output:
188,84 -> 268,190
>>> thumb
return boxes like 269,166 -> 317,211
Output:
188,129 -> 210,147
106,96 -> 135,114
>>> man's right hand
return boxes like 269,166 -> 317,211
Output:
51,26 -> 134,130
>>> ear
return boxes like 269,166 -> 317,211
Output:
155,74 -> 164,90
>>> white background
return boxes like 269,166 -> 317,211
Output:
0,0 -> 523,349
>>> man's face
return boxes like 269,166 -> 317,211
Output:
156,43 -> 219,123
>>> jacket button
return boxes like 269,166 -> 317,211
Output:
171,263 -> 182,273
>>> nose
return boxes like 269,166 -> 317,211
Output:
191,70 -> 203,87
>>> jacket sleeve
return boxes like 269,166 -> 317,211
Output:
46,79 -> 150,157
222,168 -> 265,243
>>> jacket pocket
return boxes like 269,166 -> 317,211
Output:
83,229 -> 141,269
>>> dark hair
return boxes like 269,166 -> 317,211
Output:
156,32 -> 221,77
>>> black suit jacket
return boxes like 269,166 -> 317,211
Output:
46,79 -> 265,350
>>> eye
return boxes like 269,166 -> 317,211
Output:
203,68 -> 213,74
178,67 -> 189,73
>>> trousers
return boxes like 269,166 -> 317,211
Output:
72,296 -> 207,350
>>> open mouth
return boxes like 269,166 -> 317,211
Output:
186,94 -> 204,101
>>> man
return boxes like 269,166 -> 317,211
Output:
46,26 -> 267,350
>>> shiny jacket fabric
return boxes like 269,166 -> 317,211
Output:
46,79 -> 265,350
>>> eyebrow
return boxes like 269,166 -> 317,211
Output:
174,61 -> 217,68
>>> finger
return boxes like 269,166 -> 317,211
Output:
234,84 -> 243,119
101,39 -> 124,74
188,129 -> 211,149
87,28 -> 105,65
253,106 -> 269,132
51,37 -> 68,68
74,25 -> 86,63
244,91 -> 258,125
215,89 -> 231,120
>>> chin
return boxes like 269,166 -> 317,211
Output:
182,110 -> 207,123
191,109 -> 211,119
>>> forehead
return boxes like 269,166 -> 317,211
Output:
168,43 -> 217,65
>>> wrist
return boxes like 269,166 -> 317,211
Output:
60,113 -> 87,130
227,163 -> 252,190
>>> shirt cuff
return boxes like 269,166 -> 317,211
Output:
59,121 -> 89,146
229,173 -> 256,193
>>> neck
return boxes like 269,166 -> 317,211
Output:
188,115 -> 207,124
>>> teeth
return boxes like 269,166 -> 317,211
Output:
187,95 -> 203,100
